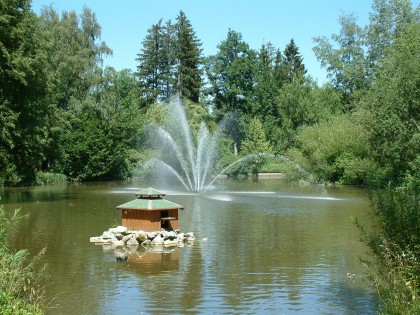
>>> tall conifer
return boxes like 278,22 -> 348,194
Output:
174,11 -> 203,102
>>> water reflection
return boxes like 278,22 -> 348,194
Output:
2,179 -> 378,314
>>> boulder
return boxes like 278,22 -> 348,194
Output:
164,239 -> 178,247
90,236 -> 103,243
147,232 -> 157,240
163,231 -> 177,240
127,236 -> 139,246
109,226 -> 128,234
101,231 -> 114,239
121,234 -> 133,243
135,231 -> 148,243
152,234 -> 164,245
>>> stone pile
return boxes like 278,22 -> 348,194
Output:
90,225 -> 195,248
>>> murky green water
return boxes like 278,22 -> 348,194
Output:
2,178 -> 377,314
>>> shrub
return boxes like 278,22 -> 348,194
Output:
0,205 -> 46,314
354,179 -> 419,314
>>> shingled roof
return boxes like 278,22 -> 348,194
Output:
117,187 -> 184,211
135,187 -> 166,197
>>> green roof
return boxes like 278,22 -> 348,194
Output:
135,187 -> 166,197
117,197 -> 184,211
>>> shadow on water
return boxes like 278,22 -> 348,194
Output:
1,184 -> 78,205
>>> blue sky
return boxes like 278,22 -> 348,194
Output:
29,1 -> 416,83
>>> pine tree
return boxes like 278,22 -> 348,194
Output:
283,39 -> 307,83
160,19 -> 177,101
174,11 -> 202,102
136,20 -> 164,106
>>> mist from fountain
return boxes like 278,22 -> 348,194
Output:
147,97 -> 319,193
148,97 -> 223,192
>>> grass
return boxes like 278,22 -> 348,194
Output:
0,205 -> 47,314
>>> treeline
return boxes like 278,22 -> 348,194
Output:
1,0 -> 418,188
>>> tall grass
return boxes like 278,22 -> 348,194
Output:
354,178 -> 419,314
35,172 -> 67,185
0,205 -> 46,314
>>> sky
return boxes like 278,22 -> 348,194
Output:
28,0 -> 416,84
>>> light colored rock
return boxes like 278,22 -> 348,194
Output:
147,232 -> 157,239
127,236 -> 139,246
101,231 -> 114,239
152,234 -> 164,245
109,226 -> 128,234
121,234 -> 132,243
163,231 -> 177,240
177,233 -> 184,240
90,236 -> 102,243
135,231 -> 148,243
164,239 -> 178,246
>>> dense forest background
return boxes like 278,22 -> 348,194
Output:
0,0 -> 418,187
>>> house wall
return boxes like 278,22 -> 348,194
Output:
121,208 -> 179,231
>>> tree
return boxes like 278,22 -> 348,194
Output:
253,42 -> 279,119
136,11 -> 202,105
360,21 -> 420,183
365,0 -> 419,77
313,13 -> 367,105
287,114 -> 374,184
241,117 -> 273,175
38,6 -> 112,109
282,39 -> 307,83
204,29 -> 258,120
174,11 -> 203,102
37,6 -> 112,174
61,68 -> 143,181
0,0 -> 49,185
136,20 -> 164,106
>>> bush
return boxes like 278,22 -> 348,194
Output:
287,114 -> 375,184
0,205 -> 46,314
35,172 -> 67,185
354,179 -> 419,314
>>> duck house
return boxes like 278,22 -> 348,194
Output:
116,187 -> 184,232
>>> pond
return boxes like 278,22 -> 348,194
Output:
2,178 -> 378,314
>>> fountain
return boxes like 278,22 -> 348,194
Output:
147,96 -> 318,193
147,96 -> 223,192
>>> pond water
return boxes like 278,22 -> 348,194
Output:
2,178 -> 378,314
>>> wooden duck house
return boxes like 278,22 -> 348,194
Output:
116,187 -> 184,232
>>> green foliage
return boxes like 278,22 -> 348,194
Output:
354,179 -> 419,314
204,29 -> 258,120
136,11 -> 202,105
275,79 -> 344,151
175,11 -> 203,102
282,39 -> 307,83
0,0 -> 50,186
287,114 -> 375,184
0,205 -> 46,314
360,21 -> 420,184
366,0 -> 419,78
313,13 -> 367,105
35,172 -> 67,185
241,117 -> 273,174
